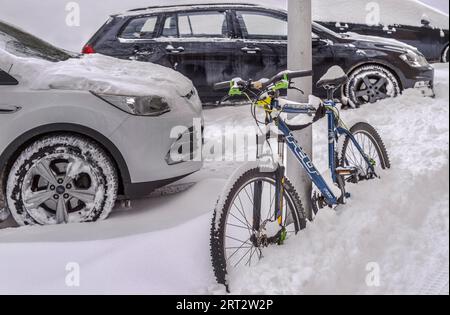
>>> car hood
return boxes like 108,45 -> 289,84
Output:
313,0 -> 449,30
342,32 -> 419,53
0,50 -> 194,101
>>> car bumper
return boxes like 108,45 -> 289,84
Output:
402,66 -> 435,97
109,97 -> 203,198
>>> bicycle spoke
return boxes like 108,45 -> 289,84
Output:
348,143 -> 363,169
228,210 -> 252,231
233,246 -> 254,268
243,186 -> 254,207
247,247 -> 258,266
226,245 -> 253,250
227,241 -> 253,262
234,195 -> 253,229
226,222 -> 252,230
226,235 -> 251,245
225,237 -> 253,265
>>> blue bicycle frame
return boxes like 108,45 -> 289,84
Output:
276,99 -> 374,206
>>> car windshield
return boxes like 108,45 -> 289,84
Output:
0,20 -> 73,62
312,22 -> 344,38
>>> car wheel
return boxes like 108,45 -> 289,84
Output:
6,135 -> 118,226
344,65 -> 401,107
442,45 -> 449,63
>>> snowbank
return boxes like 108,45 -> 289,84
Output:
0,64 -> 448,295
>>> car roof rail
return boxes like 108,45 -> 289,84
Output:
127,3 -> 260,13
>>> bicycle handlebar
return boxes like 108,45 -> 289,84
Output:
213,70 -> 313,91
213,80 -> 235,91
262,70 -> 313,89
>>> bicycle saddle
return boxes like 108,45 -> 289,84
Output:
317,66 -> 348,89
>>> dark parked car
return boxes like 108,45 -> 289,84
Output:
318,20 -> 449,63
84,3 -> 435,106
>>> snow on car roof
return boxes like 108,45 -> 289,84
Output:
117,0 -> 449,30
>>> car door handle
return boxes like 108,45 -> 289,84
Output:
383,26 -> 397,34
166,45 -> 185,53
241,46 -> 261,54
0,105 -> 21,114
134,50 -> 153,56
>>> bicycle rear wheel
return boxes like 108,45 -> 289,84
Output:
340,122 -> 391,178
210,167 -> 306,290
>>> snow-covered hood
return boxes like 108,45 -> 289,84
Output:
343,32 -> 419,54
0,49 -> 194,99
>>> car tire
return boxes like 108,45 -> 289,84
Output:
344,65 -> 401,108
0,207 -> 10,222
442,45 -> 449,63
6,134 -> 118,226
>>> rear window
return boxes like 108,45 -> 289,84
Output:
120,16 -> 159,39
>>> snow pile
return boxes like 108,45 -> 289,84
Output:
0,64 -> 448,295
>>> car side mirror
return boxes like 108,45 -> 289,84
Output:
312,37 -> 331,47
421,17 -> 431,27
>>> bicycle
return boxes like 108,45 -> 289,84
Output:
209,66 -> 391,292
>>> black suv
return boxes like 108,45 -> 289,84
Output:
84,3 -> 435,106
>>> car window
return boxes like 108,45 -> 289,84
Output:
120,16 -> 158,39
236,11 -> 287,40
161,15 -> 178,38
178,11 -> 229,38
0,20 -> 72,62
0,67 -> 18,85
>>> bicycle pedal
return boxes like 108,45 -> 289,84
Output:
311,192 -> 327,217
336,167 -> 358,176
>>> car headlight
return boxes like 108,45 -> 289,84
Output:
92,93 -> 171,116
400,50 -> 429,68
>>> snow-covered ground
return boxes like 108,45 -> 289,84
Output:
0,64 -> 448,295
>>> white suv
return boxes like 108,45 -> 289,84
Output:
0,20 -> 203,226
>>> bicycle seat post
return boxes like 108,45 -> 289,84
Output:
326,88 -> 334,102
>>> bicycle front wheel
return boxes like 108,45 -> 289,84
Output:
210,168 -> 306,290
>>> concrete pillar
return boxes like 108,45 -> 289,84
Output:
287,0 -> 313,219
